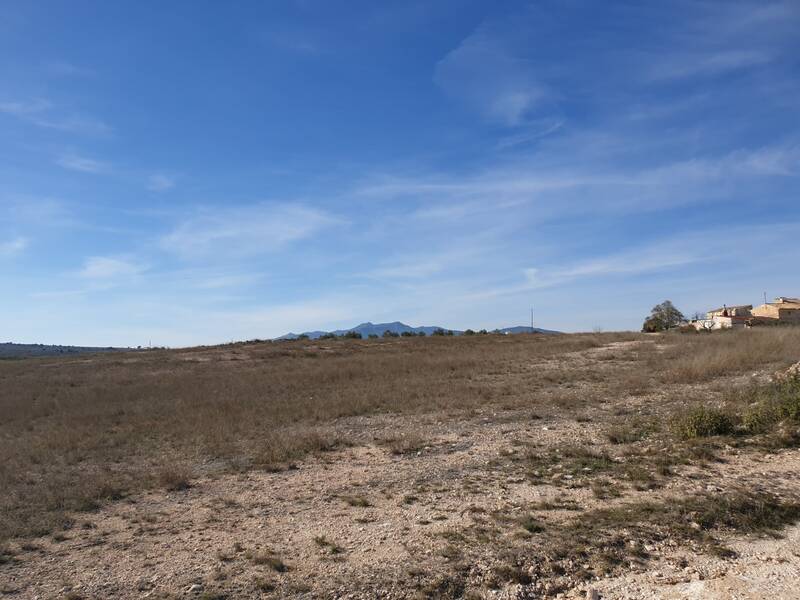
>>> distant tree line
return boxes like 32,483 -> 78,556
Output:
289,327 -> 495,341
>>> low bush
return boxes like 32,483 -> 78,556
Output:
741,379 -> 800,434
742,402 -> 782,434
605,419 -> 657,444
377,432 -> 427,456
157,465 -> 192,491
672,405 -> 736,439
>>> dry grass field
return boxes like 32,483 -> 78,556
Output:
2,328 -> 800,599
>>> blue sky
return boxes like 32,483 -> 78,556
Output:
1,1 -> 799,346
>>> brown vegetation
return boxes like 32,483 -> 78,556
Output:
659,326 -> 800,382
1,332 -> 641,541
2,327 -> 800,598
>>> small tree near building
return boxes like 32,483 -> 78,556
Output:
642,300 -> 686,332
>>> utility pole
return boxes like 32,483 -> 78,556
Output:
530,306 -> 534,332
764,291 -> 767,305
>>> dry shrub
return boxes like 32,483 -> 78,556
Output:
156,465 -> 192,491
740,379 -> 800,434
250,553 -> 288,572
550,489 -> 800,574
672,405 -> 736,439
253,428 -> 344,470
605,419 -> 657,444
377,431 -> 427,456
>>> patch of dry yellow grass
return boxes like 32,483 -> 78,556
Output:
1,328 -> 797,541
660,327 -> 800,383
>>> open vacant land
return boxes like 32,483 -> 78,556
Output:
2,329 -> 800,599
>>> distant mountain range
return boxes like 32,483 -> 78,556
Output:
1,322 -> 562,357
0,343 -> 129,359
277,321 -> 560,340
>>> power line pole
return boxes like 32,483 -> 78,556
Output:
530,306 -> 534,331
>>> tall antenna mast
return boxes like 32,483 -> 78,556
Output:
531,306 -> 534,331
764,291 -> 767,305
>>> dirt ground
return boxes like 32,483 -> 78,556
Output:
2,337 -> 800,599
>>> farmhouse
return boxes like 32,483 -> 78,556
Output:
688,304 -> 751,330
751,297 -> 800,325
692,297 -> 800,330
707,304 -> 752,318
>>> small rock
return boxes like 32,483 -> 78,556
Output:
586,588 -> 600,600
188,584 -> 203,594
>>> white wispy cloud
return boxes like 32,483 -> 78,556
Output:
365,245 -> 481,280
146,174 -> 176,192
0,237 -> 28,257
647,49 -> 772,82
45,60 -> 95,77
479,249 -> 699,300
0,98 -> 110,135
0,98 -> 51,116
161,202 -> 340,259
357,141 -> 798,226
30,289 -> 88,300
79,256 -> 146,279
739,145 -> 800,176
56,154 -> 108,173
495,119 -> 565,150
192,273 -> 263,290
435,28 -> 549,126
36,115 -> 110,135
473,221 -> 800,300
643,2 -> 799,83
